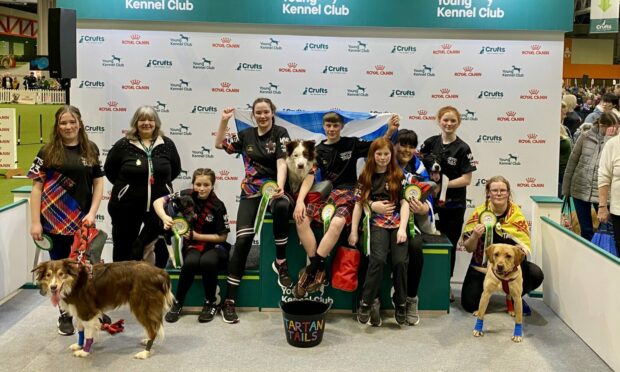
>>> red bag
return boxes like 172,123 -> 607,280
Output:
331,246 -> 361,292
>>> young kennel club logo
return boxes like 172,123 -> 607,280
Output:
99,101 -> 127,112
499,153 -> 521,166
101,55 -> 124,67
260,38 -> 282,50
497,111 -> 526,122
408,110 -> 436,121
146,59 -> 173,68
122,34 -> 150,45
153,100 -> 170,113
476,134 -> 502,144
212,82 -> 240,93
170,33 -> 192,46
302,87 -> 328,96
236,62 -> 263,72
348,40 -> 370,53
79,35 -> 104,44
518,133 -> 546,144
170,79 -> 192,92
78,80 -> 105,89
367,65 -> 394,76
303,43 -> 329,51
502,65 -> 524,78
279,62 -> 306,73
520,89 -> 548,100
170,123 -> 192,136
431,88 -> 459,99
433,43 -> 461,55
192,146 -> 215,159
461,109 -> 478,121
389,89 -> 415,98
259,82 -> 282,95
478,90 -> 504,100
517,177 -> 545,188
479,46 -> 506,55
212,37 -> 240,48
391,45 -> 416,54
322,65 -> 348,74
413,65 -> 435,77
191,105 -> 218,114
454,66 -> 482,77
522,44 -> 550,55
346,85 -> 369,97
193,58 -> 215,70
122,79 -> 150,91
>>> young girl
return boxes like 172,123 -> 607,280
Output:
153,168 -> 230,323
349,138 -> 410,326
28,105 -> 104,336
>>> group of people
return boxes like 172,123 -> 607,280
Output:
29,99 -> 546,334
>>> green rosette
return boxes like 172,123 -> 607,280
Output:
479,210 -> 498,256
362,203 -> 371,256
321,203 -> 336,235
254,180 -> 278,238
171,217 -> 189,267
405,184 -> 422,238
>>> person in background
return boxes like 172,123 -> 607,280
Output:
559,102 -> 573,198
420,106 -> 476,302
104,105 -> 181,268
562,94 -> 582,135
563,112 -> 619,241
154,168 -> 230,323
28,105 -> 104,336
597,125 -> 620,258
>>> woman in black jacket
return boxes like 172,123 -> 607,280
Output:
104,105 -> 181,267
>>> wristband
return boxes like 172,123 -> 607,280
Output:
600,205 -> 607,208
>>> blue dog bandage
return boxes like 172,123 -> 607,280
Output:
77,330 -> 85,346
514,323 -> 523,337
474,318 -> 484,332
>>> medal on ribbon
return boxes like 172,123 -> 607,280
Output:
254,180 -> 278,239
321,203 -> 336,234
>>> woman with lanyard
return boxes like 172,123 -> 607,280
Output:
104,105 -> 181,268
420,105 -> 476,301
214,98 -> 291,324
460,175 -> 543,315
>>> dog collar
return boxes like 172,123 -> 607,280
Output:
492,267 -> 518,294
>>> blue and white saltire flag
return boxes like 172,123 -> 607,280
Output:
233,109 -> 394,142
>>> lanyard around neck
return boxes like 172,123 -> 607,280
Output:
139,138 -> 155,184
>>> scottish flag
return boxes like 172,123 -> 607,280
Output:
233,109 -> 394,141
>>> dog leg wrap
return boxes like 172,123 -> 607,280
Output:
506,297 -> 514,313
474,318 -> 484,332
83,338 -> 94,353
77,331 -> 85,347
145,339 -> 154,352
514,323 -> 523,337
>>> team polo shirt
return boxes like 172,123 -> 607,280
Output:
223,125 -> 290,198
420,135 -> 476,207
316,136 -> 371,188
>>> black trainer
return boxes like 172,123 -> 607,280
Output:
198,301 -> 217,323
57,311 -> 75,336
221,299 -> 239,324
272,260 -> 292,288
395,304 -> 407,325
357,302 -> 371,324
165,300 -> 182,323
100,313 -> 112,325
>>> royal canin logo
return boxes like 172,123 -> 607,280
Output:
212,37 -> 240,48
121,79 -> 150,90
518,133 -> 547,144
522,44 -> 550,56
211,82 -> 240,93
497,111 -> 525,122
454,66 -> 482,77
520,89 -> 548,100
366,65 -> 394,76
433,43 -> 460,55
122,34 -> 150,45
99,101 -> 127,112
216,170 -> 239,181
279,62 -> 306,73
517,177 -> 545,188
431,88 -> 459,99
408,109 -> 437,121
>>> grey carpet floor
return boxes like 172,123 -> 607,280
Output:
0,289 -> 611,372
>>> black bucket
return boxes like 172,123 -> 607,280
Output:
280,300 -> 329,348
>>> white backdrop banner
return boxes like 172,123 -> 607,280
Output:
71,29 -> 562,278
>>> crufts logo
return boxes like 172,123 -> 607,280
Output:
122,79 -> 149,90
101,55 -> 124,67
213,37 -> 240,48
474,178 -> 486,187
478,90 -> 503,99
78,80 -> 104,89
216,170 -> 239,181
520,89 -> 548,100
522,44 -> 550,55
367,65 -> 394,76
212,82 -> 240,93
518,133 -> 546,144
236,62 -> 262,72
99,101 -> 127,112
391,45 -> 416,54
322,65 -> 348,74
433,43 -> 460,55
389,89 -> 415,98
146,59 -> 172,68
192,105 -> 218,114
517,177 -> 544,188
302,87 -> 328,96
303,42 -> 328,51
454,66 -> 482,77
479,46 -> 505,55
279,62 -> 306,73
497,111 -> 525,122
85,125 -> 105,134
122,34 -> 149,45
476,134 -> 502,143
408,110 -> 436,121
79,35 -> 104,44
431,88 -> 458,99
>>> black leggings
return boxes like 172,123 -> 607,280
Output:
228,196 -> 291,280
175,247 -> 228,305
461,260 -> 544,313
407,235 -> 424,298
47,233 -> 74,260
435,207 -> 465,277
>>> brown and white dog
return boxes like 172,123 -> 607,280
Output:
33,259 -> 173,359
472,243 -> 525,342
285,140 -> 316,194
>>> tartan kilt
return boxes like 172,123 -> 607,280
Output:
307,188 -> 355,226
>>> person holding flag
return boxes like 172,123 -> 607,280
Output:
214,98 -> 291,324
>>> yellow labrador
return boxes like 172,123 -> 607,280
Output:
472,243 -> 525,342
